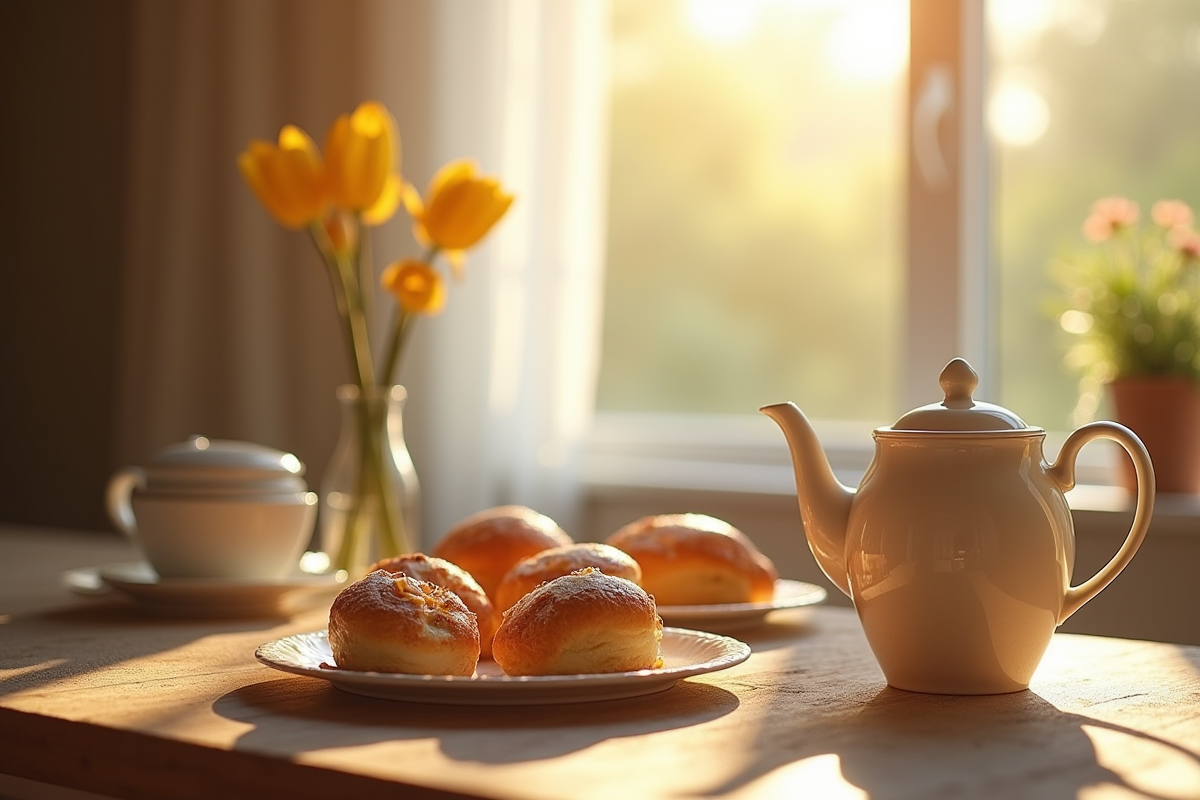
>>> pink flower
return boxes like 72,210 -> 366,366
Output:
1082,196 -> 1139,242
1152,199 -> 1194,231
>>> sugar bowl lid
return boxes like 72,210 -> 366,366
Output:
889,359 -> 1036,432
139,435 -> 308,495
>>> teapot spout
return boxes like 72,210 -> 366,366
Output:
761,402 -> 855,598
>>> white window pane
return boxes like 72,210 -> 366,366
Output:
992,0 -> 1200,427
598,0 -> 909,420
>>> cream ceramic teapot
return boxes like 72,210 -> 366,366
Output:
761,358 -> 1155,695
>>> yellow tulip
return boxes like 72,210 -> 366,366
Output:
237,125 -> 326,229
404,160 -> 514,255
381,259 -> 446,315
362,173 -> 403,227
324,101 -> 400,215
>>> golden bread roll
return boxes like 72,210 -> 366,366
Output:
369,552 -> 501,659
492,567 -> 664,676
432,505 -> 573,599
494,542 -> 643,612
606,513 -> 777,605
328,570 -> 480,676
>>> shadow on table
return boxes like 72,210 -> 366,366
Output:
730,610 -> 824,651
215,674 -> 740,762
699,684 -> 1200,800
0,602 -> 280,698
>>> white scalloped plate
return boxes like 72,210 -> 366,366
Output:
655,579 -> 828,632
255,627 -> 750,705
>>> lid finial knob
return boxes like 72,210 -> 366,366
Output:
940,358 -> 978,409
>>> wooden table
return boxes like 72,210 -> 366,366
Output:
2,525 -> 1198,800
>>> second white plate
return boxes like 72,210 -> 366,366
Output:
656,579 -> 827,632
255,627 -> 751,705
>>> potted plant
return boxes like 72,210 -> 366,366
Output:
1052,196 -> 1200,494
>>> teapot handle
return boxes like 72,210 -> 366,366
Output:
105,466 -> 146,538
1048,421 -> 1155,623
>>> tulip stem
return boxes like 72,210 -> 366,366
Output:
310,224 -> 370,390
355,213 -> 375,338
382,311 -> 413,387
311,222 -> 407,570
339,257 -> 378,390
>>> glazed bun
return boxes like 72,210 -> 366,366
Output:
369,553 -> 501,659
494,542 -> 643,612
432,505 -> 573,598
328,570 -> 480,676
492,567 -> 664,676
606,513 -> 777,606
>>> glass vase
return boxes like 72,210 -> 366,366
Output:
317,384 -> 420,577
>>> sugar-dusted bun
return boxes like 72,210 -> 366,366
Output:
606,513 -> 777,606
328,570 -> 479,676
432,505 -> 573,599
492,567 -> 664,676
369,553 -> 501,659
495,542 -> 643,612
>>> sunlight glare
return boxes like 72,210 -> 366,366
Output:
989,81 -> 1050,146
750,753 -> 869,799
1058,1 -> 1108,45
826,1 -> 909,83
988,0 -> 1056,46
685,0 -> 763,46
1084,723 -> 1200,800
1059,310 -> 1092,335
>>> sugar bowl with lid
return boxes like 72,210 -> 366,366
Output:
106,436 -> 317,581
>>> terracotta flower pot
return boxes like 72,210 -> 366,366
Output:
1108,376 -> 1200,495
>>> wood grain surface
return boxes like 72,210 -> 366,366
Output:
1,525 -> 1198,800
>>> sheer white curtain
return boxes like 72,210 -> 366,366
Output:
116,0 -> 606,546
413,0 -> 609,541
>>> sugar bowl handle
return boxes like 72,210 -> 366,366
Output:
105,467 -> 146,538
1048,421 -> 1155,623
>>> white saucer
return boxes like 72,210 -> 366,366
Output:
64,561 -> 346,618
256,627 -> 751,705
655,579 -> 827,632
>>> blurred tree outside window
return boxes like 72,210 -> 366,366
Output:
598,0 -> 1200,433
599,0 -> 906,422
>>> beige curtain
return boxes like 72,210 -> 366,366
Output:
116,0 -> 607,546
115,0 -> 435,524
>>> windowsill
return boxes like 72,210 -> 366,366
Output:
582,412 -> 1198,645
584,411 -> 1200,535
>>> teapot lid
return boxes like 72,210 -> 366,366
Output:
890,359 -> 1034,432
140,436 -> 307,494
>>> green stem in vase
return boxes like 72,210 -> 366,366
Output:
361,390 -> 406,558
310,225 -> 370,392
311,222 -> 408,571
329,383 -> 408,571
336,260 -> 378,391
382,311 -> 412,387
356,215 -> 374,327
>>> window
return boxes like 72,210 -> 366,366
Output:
599,0 -> 907,422
592,0 -> 1200,487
